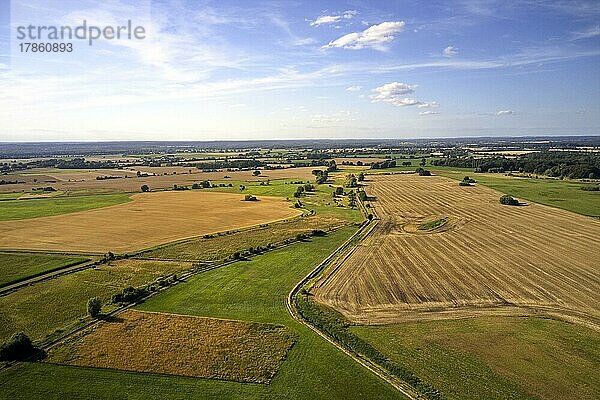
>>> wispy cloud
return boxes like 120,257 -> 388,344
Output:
496,110 -> 514,116
322,21 -> 405,51
443,45 -> 458,57
309,10 -> 357,26
571,25 -> 600,40
346,85 -> 362,92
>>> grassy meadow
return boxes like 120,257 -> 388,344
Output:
0,193 -> 132,221
352,317 -> 600,400
0,252 -> 88,287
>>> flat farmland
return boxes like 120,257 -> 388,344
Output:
0,259 -> 192,343
314,173 -> 600,328
48,310 -> 296,383
0,191 -> 300,253
0,166 -> 322,193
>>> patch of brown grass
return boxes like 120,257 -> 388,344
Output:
47,310 -> 297,383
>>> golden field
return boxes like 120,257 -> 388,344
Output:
47,310 -> 296,383
313,173 -> 600,329
0,191 -> 300,253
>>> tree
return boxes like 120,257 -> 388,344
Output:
358,190 -> 368,202
0,332 -> 39,361
499,194 -> 519,206
294,186 -> 305,198
334,186 -> 344,196
358,172 -> 365,181
244,194 -> 257,201
252,170 -> 261,176
348,190 -> 357,208
346,174 -> 358,188
140,184 -> 150,192
415,167 -> 431,176
87,297 -> 102,318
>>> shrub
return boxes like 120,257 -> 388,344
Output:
140,184 -> 150,192
244,194 -> 258,201
415,167 -> 432,176
580,185 -> 599,191
459,181 -> 471,186
499,194 -> 519,205
0,332 -> 39,361
87,297 -> 102,318
111,286 -> 149,304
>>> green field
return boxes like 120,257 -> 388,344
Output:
0,227 -> 405,399
352,317 -> 600,400
0,259 -> 190,344
0,252 -> 88,287
202,179 -> 363,222
0,193 -> 132,221
436,170 -> 600,217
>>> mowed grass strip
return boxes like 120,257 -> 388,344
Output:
47,310 -> 296,383
352,317 -> 600,400
0,193 -> 132,221
140,215 -> 348,261
0,259 -> 191,344
0,191 -> 301,253
0,252 -> 88,287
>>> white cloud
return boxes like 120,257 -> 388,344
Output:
346,85 -> 362,92
496,110 -> 514,116
443,45 -> 458,57
310,10 -> 357,26
370,82 -> 417,106
420,111 -> 440,115
370,82 -> 438,109
417,101 -> 439,108
311,15 -> 341,26
343,10 -> 358,19
322,21 -> 405,50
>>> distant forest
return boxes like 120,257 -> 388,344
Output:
432,151 -> 600,179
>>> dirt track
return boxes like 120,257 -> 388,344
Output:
313,174 -> 600,329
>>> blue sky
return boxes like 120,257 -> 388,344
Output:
0,0 -> 599,141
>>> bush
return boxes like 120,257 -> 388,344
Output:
580,185 -> 599,191
140,184 -> 150,192
415,167 -> 431,176
111,286 -> 149,304
0,332 -> 40,361
459,181 -> 471,186
499,194 -> 519,205
87,297 -> 102,318
244,194 -> 257,201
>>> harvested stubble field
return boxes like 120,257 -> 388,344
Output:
314,173 -> 600,328
0,191 -> 300,253
0,166 -> 322,193
0,259 -> 191,343
47,310 -> 296,383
